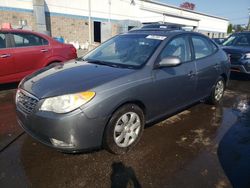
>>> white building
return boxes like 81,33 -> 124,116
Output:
0,0 -> 229,44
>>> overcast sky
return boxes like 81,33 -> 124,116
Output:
157,0 -> 250,25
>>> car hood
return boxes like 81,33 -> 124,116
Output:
221,46 -> 250,54
20,60 -> 135,99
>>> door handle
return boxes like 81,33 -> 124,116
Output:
214,64 -> 220,69
40,49 -> 49,53
0,54 -> 11,58
188,71 -> 196,77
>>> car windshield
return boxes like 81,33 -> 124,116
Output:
83,34 -> 163,68
222,33 -> 250,47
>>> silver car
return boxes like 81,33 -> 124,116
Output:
16,28 -> 230,154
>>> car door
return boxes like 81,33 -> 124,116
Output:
0,32 -> 15,81
191,35 -> 220,99
151,35 -> 197,118
10,32 -> 51,76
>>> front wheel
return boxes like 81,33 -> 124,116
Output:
103,104 -> 145,154
206,77 -> 225,105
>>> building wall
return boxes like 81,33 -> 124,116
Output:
46,14 -> 89,44
0,0 -> 32,10
0,0 -> 229,46
0,9 -> 35,30
139,1 -> 228,33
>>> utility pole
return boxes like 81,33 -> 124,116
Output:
108,0 -> 112,37
248,7 -> 250,31
88,0 -> 92,45
108,0 -> 111,24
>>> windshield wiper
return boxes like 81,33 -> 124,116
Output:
85,59 -> 130,68
79,58 -> 137,69
86,59 -> 121,68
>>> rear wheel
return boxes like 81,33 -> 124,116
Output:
207,76 -> 225,105
103,104 -> 145,154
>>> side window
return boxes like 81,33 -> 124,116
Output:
160,36 -> 191,62
192,36 -> 214,59
13,33 -> 48,47
41,37 -> 49,45
211,42 -> 218,53
0,33 -> 6,49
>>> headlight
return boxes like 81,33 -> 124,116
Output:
40,91 -> 95,113
243,53 -> 250,59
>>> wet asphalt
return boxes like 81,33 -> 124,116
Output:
0,73 -> 250,188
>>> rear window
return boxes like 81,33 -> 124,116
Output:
13,33 -> 48,47
0,33 -> 6,49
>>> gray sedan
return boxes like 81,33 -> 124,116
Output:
16,29 -> 230,154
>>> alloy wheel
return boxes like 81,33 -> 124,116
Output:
214,80 -> 224,101
113,112 -> 141,147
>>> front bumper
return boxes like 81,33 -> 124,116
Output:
16,106 -> 108,153
231,64 -> 250,74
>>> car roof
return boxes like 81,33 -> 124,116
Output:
1,28 -> 34,33
0,29 -> 51,39
141,24 -> 183,30
127,28 -> 197,37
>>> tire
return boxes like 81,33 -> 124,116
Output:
103,104 -> 145,154
206,76 -> 225,105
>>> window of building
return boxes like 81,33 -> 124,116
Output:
94,21 -> 101,43
128,26 -> 135,31
13,33 -> 48,47
0,33 -> 6,49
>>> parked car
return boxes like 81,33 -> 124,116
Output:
212,38 -> 225,45
221,32 -> 250,74
0,29 -> 77,84
15,28 -> 230,154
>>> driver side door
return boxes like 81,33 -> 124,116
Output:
0,32 -> 15,83
151,35 -> 197,118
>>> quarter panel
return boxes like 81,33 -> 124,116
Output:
195,52 -> 221,98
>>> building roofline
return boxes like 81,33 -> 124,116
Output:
163,13 -> 200,22
141,0 -> 229,21
140,6 -> 200,23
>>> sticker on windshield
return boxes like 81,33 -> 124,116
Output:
146,35 -> 166,40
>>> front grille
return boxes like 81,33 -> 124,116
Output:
229,53 -> 243,64
244,64 -> 250,72
16,89 -> 39,114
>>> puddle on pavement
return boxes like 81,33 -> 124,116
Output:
0,89 -> 23,151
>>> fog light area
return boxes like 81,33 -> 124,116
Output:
50,138 -> 74,148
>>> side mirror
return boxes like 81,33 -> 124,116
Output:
157,56 -> 181,68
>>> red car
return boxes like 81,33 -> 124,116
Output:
0,29 -> 77,84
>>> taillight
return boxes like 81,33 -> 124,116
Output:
71,46 -> 77,54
